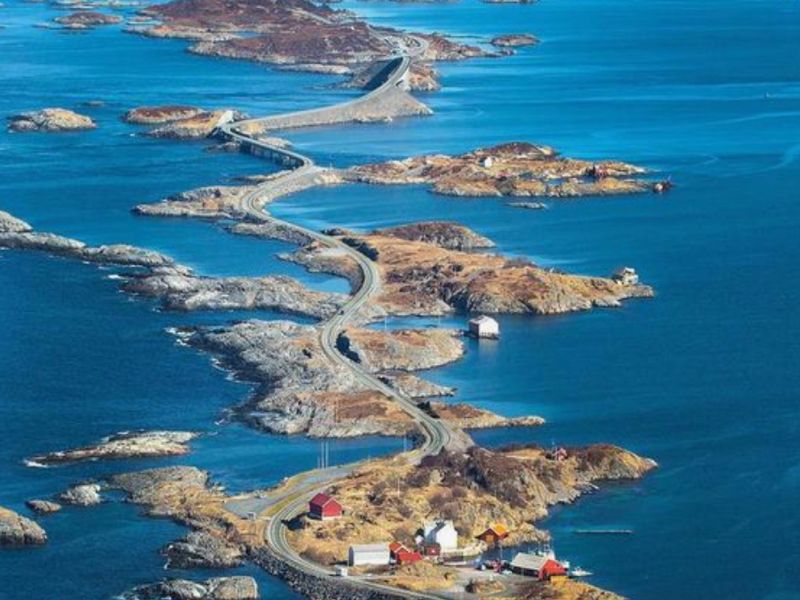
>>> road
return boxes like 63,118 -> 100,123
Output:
218,44 -> 460,600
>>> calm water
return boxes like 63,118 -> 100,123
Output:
2,0 -> 799,599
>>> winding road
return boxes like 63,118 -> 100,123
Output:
219,42 -> 462,599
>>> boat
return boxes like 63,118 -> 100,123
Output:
570,567 -> 593,578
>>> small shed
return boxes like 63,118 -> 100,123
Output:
423,520 -> 458,551
349,543 -> 390,567
308,493 -> 343,520
468,315 -> 500,339
612,267 -> 639,286
476,523 -> 509,545
510,553 -> 567,581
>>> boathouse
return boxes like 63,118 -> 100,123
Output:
308,492 -> 343,520
612,267 -> 639,286
509,553 -> 567,581
348,543 -> 390,567
468,315 -> 500,339
476,523 -> 509,545
423,520 -> 458,551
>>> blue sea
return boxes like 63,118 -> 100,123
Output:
1,0 -> 799,598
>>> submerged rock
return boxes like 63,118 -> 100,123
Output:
0,505 -> 47,546
7,108 -> 96,133
28,431 -> 198,466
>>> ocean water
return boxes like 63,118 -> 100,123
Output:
1,0 -> 799,599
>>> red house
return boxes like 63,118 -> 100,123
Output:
396,549 -> 423,565
510,553 -> 568,581
389,541 -> 409,560
540,559 -> 567,580
308,493 -> 343,520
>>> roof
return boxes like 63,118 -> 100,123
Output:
350,543 -> 389,554
510,553 -> 549,571
481,523 -> 509,537
469,315 -> 498,325
614,266 -> 636,275
389,541 -> 407,553
309,493 -> 340,509
424,520 -> 456,535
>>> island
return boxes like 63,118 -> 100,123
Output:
6,108 -> 96,133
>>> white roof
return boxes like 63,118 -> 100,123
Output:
510,552 -> 549,571
469,315 -> 498,325
350,543 -> 388,553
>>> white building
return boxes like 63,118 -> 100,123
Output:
423,520 -> 458,551
612,267 -> 639,286
468,315 -> 500,339
348,543 -> 390,567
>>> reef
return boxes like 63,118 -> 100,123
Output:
6,108 -> 96,133
345,142 -> 665,198
27,431 -> 198,466
0,505 -> 47,547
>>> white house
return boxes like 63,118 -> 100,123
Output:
348,543 -> 390,567
612,267 -> 639,286
468,315 -> 500,339
423,520 -> 458,551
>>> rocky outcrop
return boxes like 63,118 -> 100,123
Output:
25,500 -> 62,514
27,431 -> 198,466
180,320 -> 416,438
338,328 -> 465,372
124,105 -> 204,124
54,11 -> 122,29
147,110 -> 240,139
378,373 -> 455,398
0,506 -> 47,546
162,530 -> 244,569
311,224 -> 654,317
7,108 -> 96,133
123,272 -> 344,319
228,221 -> 315,246
374,221 -> 494,251
106,466 -> 210,515
491,34 -> 539,48
134,185 -> 255,220
121,576 -> 257,600
0,210 -> 32,233
58,483 -> 103,506
345,142 -> 666,198
427,402 -> 544,430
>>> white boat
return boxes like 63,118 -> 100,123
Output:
570,567 -> 593,577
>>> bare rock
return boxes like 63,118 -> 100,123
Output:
25,500 -> 62,514
122,576 -> 258,600
124,105 -> 204,125
0,505 -> 47,546
374,221 -> 494,251
0,210 -> 32,233
27,431 -> 198,466
58,483 -> 102,506
7,108 -> 96,133
491,33 -> 539,48
162,531 -> 244,569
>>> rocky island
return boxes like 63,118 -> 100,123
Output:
0,505 -> 47,547
6,108 -> 96,133
54,11 -> 122,29
286,221 -> 654,317
491,33 -> 539,48
345,141 -> 667,198
26,431 -> 199,466
120,576 -> 258,600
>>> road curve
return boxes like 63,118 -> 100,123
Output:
219,49 -> 459,599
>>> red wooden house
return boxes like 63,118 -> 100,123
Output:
308,493 -> 343,520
